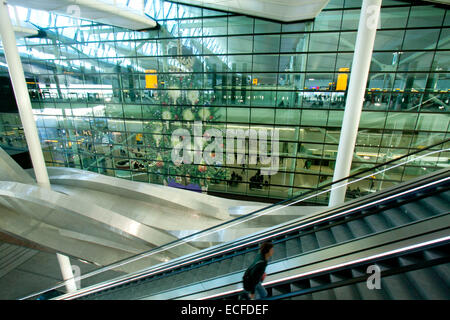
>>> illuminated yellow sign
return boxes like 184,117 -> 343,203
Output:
336,67 -> 349,91
252,78 -> 258,85
145,69 -> 158,89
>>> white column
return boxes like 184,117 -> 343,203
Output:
0,2 -> 50,189
0,0 -> 77,293
56,253 -> 78,293
329,0 -> 382,207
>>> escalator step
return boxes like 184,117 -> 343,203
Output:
290,281 -> 309,293
289,293 -> 313,300
229,254 -> 246,272
153,276 -> 171,289
127,285 -> 146,299
346,218 -> 374,238
424,248 -> 447,260
300,233 -> 319,252
398,256 -> 421,267
190,266 -> 206,282
204,263 -> 220,279
191,266 -> 208,282
330,274 -> 346,283
363,212 -> 393,232
180,273 -> 196,287
354,282 -> 387,300
312,290 -> 336,300
172,273 -> 186,286
315,229 -> 337,248
400,202 -> 430,220
330,223 -> 354,243
272,284 -> 291,296
243,251 -> 256,266
333,284 -> 361,300
432,263 -> 450,288
404,267 -> 450,300
381,274 -> 422,299
146,279 -> 169,295
218,259 -> 233,275
310,276 -> 329,288
381,208 -> 413,227
419,196 -> 449,215
351,268 -> 366,278
272,242 -> 287,261
285,238 -> 303,257
439,190 -> 450,203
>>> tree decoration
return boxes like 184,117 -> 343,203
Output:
182,109 -> 194,121
198,108 -> 210,121
162,110 -> 172,120
187,90 -> 199,106
114,72 -> 228,190
155,153 -> 164,167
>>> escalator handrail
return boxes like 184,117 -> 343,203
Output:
26,139 -> 450,299
216,237 -> 450,301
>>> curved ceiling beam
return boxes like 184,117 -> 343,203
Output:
7,0 -> 157,30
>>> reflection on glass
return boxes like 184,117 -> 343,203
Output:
0,0 -> 447,209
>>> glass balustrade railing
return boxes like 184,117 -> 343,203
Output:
19,138 -> 450,300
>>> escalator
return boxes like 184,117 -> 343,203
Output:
54,167 -> 449,300
219,238 -> 450,300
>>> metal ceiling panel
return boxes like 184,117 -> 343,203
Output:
7,0 -> 157,30
169,0 -> 330,22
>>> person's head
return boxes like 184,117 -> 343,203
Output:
260,241 -> 274,260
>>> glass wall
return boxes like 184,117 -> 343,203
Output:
0,0 -> 449,204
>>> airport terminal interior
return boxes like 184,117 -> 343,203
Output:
0,0 -> 449,300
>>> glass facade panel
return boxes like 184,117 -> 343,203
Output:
397,51 -> 434,72
202,17 -> 227,35
280,33 -> 309,53
313,10 -> 343,31
253,35 -> 281,53
227,35 -> 252,53
307,53 -> 337,71
338,31 -> 357,51
407,6 -> 445,28
380,6 -> 409,28
341,8 -> 360,29
228,16 -> 253,35
255,20 -> 281,33
438,28 -> 450,49
374,30 -> 405,51
309,32 -> 339,52
0,0 -> 447,205
402,29 -> 440,50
